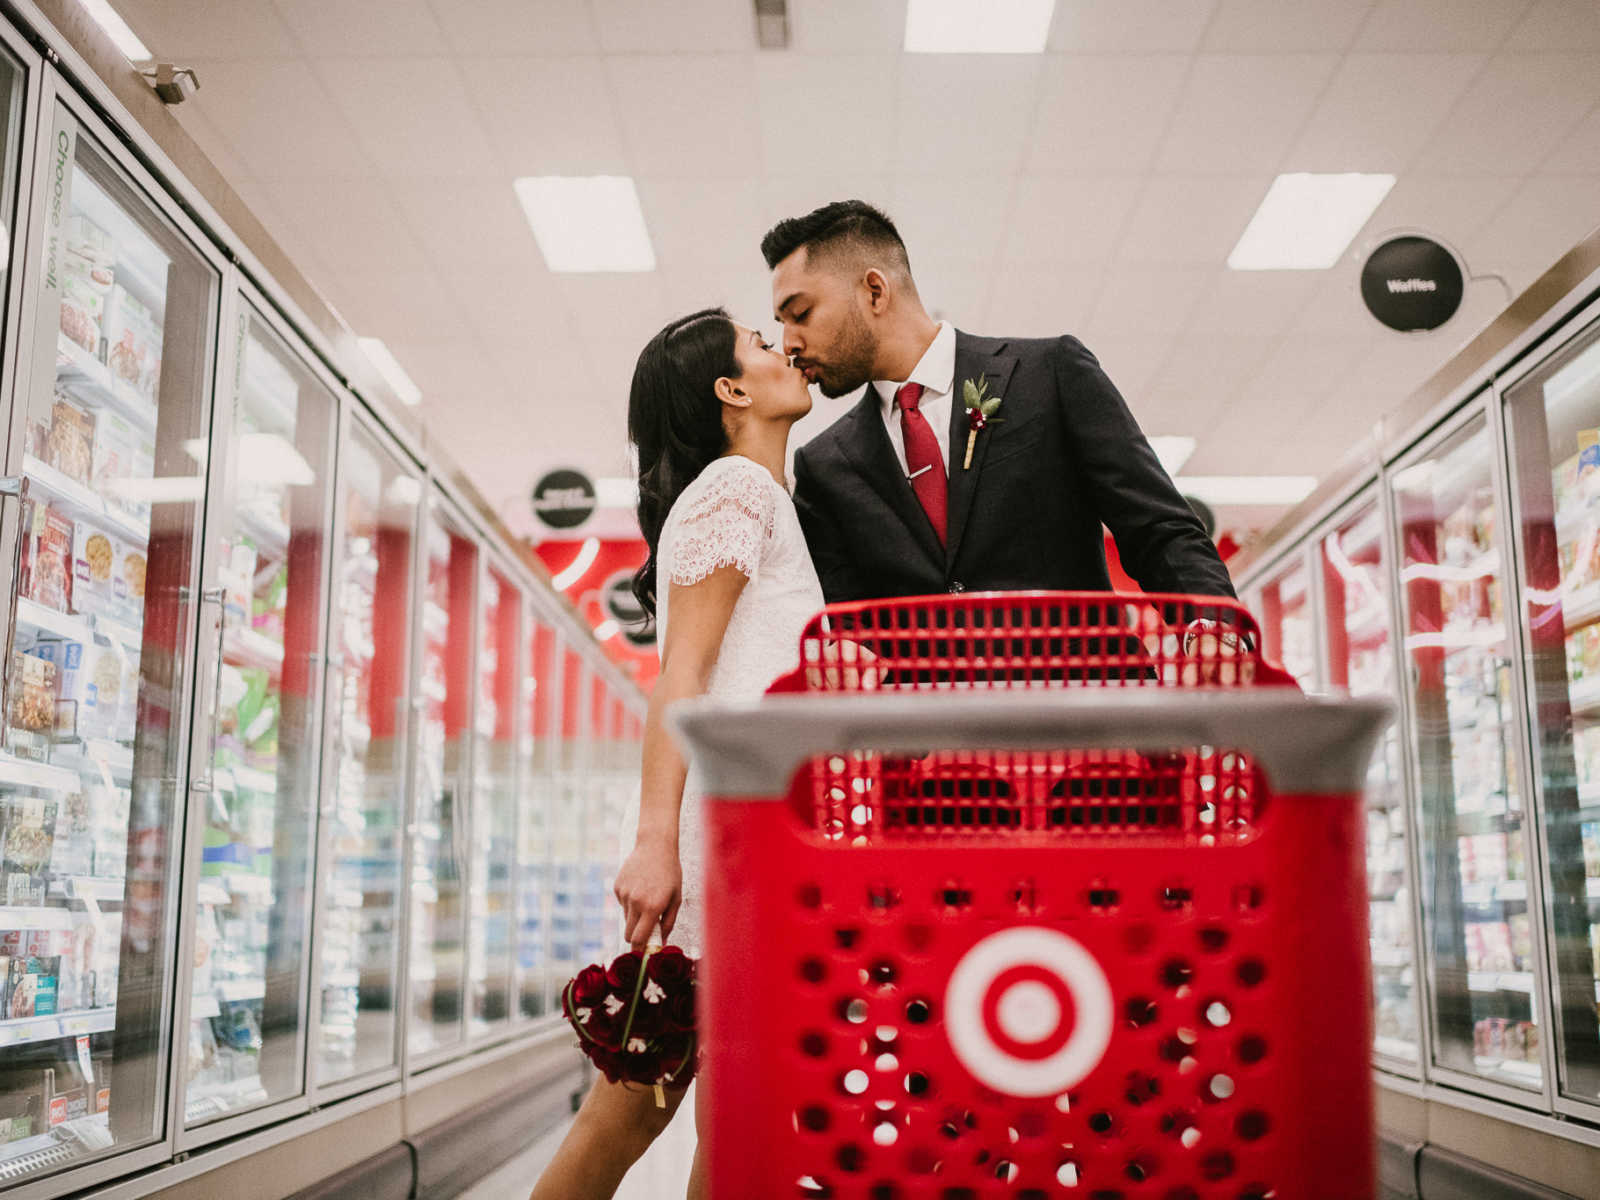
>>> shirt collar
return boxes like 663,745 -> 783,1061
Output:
875,321 -> 955,414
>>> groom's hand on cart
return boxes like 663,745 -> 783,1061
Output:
804,638 -> 882,691
615,837 -> 683,952
1179,619 -> 1254,686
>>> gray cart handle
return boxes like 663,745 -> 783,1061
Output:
671,689 -> 1392,799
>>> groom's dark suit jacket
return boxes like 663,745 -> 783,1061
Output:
790,330 -> 1235,603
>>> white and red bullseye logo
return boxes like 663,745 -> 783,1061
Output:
944,927 -> 1114,1097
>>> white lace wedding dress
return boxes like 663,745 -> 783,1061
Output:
614,454 -> 823,1197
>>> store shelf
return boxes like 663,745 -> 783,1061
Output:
52,738 -> 134,781
0,1006 -> 115,1047
215,976 -> 266,1003
1374,1035 -> 1419,1061
223,873 -> 272,901
190,993 -> 221,1020
1561,580 -> 1600,631
223,626 -> 284,675
0,752 -> 79,792
54,334 -> 158,434
196,880 -> 231,907
0,905 -> 75,931
23,454 -> 149,546
50,875 -> 125,903
1468,970 -> 1534,994
1462,879 -> 1528,904
1571,674 -> 1600,718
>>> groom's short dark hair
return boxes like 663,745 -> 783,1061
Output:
761,199 -> 911,277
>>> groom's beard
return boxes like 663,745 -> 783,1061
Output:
812,306 -> 877,398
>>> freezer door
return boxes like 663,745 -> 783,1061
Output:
515,621 -> 557,1021
408,496 -> 477,1059
1392,413 -> 1544,1093
1502,315 -> 1600,1110
466,565 -> 517,1037
1256,553 -> 1318,689
547,647 -> 586,1006
2,99 -> 218,1179
181,304 -> 335,1130
1322,497 -> 1422,1070
312,413 -> 419,1088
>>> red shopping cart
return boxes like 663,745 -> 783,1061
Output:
672,594 -> 1390,1200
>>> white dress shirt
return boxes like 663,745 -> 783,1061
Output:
874,321 -> 956,476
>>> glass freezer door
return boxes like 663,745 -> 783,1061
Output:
548,646 -> 585,1001
1256,555 -> 1317,689
1503,317 -> 1600,1107
515,621 -> 556,1021
408,498 -> 476,1058
1321,499 -> 1420,1068
1392,414 -> 1542,1092
2,100 -> 217,1178
182,307 -> 334,1128
466,566 -> 517,1037
313,415 -> 418,1087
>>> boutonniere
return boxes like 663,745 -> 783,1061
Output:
961,375 -> 1004,470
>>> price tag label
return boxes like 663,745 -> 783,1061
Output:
76,1035 -> 93,1081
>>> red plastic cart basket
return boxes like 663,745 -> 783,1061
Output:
672,594 -> 1390,1200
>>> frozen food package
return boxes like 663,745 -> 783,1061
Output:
1580,429 -> 1600,481
19,503 -> 74,614
31,637 -> 84,737
71,522 -> 140,625
103,284 -> 162,409
46,787 -> 93,879
0,798 -> 58,905
58,216 -> 114,355
92,410 -> 155,524
6,961 -> 36,1019
8,652 -> 58,734
45,394 -> 96,485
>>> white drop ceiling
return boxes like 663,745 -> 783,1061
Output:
113,0 -> 1600,538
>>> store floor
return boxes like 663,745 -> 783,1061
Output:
460,1080 -> 698,1200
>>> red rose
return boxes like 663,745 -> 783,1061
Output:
646,948 -> 693,989
627,992 -> 670,1039
664,987 -> 696,1034
589,1044 -> 624,1083
656,1032 -> 698,1084
569,964 -> 609,1008
606,951 -> 644,992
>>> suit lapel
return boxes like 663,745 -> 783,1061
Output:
836,384 -> 945,568
945,332 -> 1017,566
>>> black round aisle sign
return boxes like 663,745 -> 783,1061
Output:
1360,235 -> 1464,333
531,469 -> 597,532
603,570 -> 657,648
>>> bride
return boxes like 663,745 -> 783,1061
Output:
529,308 -> 823,1199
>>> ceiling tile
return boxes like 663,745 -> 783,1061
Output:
1287,263 -> 1384,339
1002,174 -> 1145,263
557,274 -> 673,347
1414,53 -> 1600,174
1460,175 -> 1600,275
318,57 -> 499,177
608,55 -> 764,177
385,335 -> 506,401
1504,1 -> 1600,50
1155,54 -> 1341,174
1355,0 -> 1536,51
982,266 -> 1105,336
637,178 -> 768,269
891,176 -> 1014,266
1080,336 -> 1168,404
790,0 -> 906,52
1083,267 -> 1213,343
756,55 -> 897,176
761,173 -> 897,228
1116,175 -> 1272,265
320,269 -> 470,344
592,0 -> 755,53
1285,53 -> 1485,172
1145,334 -> 1280,428
461,57 -> 628,174
1540,103 -> 1600,173
1179,269 -> 1323,341
895,55 -> 1044,174
911,257 -> 992,325
1357,172 -> 1523,252
117,0 -> 298,58
259,176 -> 430,275
427,0 -> 602,54
1048,0 -> 1220,53
179,59 -> 374,180
273,0 -> 443,55
1202,0 -> 1375,51
391,179 -> 551,271
1027,56 -> 1190,173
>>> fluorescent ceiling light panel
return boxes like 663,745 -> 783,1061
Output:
904,0 -> 1055,52
513,176 -> 656,273
1227,173 -> 1396,271
358,337 -> 422,407
1147,436 -> 1196,478
81,0 -> 152,61
1175,476 -> 1318,506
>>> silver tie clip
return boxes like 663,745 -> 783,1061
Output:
908,465 -> 933,481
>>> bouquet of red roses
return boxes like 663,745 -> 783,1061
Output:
561,945 -> 698,1103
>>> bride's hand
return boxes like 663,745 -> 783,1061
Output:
805,638 -> 882,691
614,837 -> 683,952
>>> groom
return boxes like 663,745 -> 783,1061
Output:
764,200 -> 1235,604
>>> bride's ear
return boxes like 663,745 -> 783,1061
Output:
714,376 -> 753,410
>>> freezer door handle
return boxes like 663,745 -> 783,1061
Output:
191,586 -> 228,795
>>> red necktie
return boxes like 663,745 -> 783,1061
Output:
896,382 -> 947,545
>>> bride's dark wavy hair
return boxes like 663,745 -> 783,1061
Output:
629,307 -> 740,618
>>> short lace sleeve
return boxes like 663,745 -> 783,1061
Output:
665,459 -> 778,587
